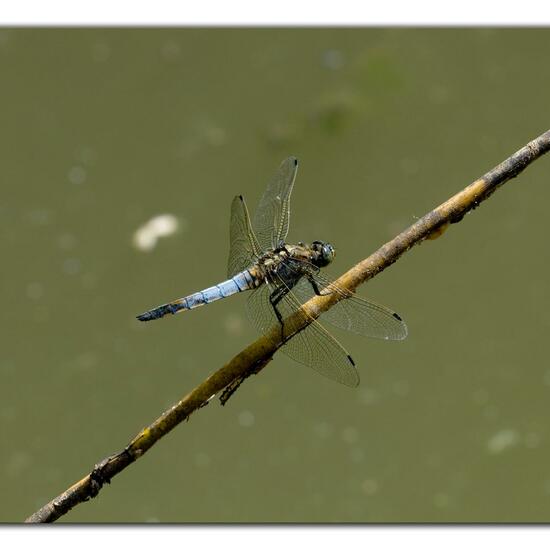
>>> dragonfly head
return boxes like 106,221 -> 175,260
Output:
311,241 -> 335,267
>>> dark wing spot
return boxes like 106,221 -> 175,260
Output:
392,312 -> 403,321
347,354 -> 356,366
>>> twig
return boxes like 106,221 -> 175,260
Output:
25,129 -> 550,523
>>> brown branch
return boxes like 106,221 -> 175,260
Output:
25,129 -> 550,523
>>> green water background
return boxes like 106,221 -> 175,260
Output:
1,28 -> 550,522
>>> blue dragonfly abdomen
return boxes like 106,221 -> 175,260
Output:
137,270 -> 258,321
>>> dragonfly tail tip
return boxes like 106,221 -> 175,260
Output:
136,310 -> 161,322
136,312 -> 152,322
137,302 -> 181,322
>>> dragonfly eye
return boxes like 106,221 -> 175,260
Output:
322,243 -> 335,264
312,241 -> 335,267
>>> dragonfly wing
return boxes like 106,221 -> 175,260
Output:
289,268 -> 408,341
246,277 -> 360,388
227,195 -> 263,278
253,157 -> 298,250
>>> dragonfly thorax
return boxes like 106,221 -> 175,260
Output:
251,240 -> 334,286
267,240 -> 335,269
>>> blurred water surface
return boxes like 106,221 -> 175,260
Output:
1,28 -> 550,522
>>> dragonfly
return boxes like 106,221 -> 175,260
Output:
137,157 -> 407,387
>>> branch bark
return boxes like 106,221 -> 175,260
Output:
25,129 -> 550,523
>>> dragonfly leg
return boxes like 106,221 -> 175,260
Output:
307,274 -> 329,296
269,285 -> 290,341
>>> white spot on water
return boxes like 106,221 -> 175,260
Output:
57,233 -> 77,250
133,214 -> 180,252
176,122 -> 227,159
63,258 -> 81,275
161,40 -> 181,59
358,388 -> 379,406
27,209 -> 52,226
487,429 -> 520,454
203,125 -> 226,147
145,516 -> 160,523
26,282 -> 44,300
238,410 -> 255,428
322,49 -> 344,70
361,479 -> 379,496
68,165 -> 86,185
224,313 -> 244,336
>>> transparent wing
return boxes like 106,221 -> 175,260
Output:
253,157 -> 298,250
288,265 -> 408,341
227,195 -> 263,278
246,277 -> 359,388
